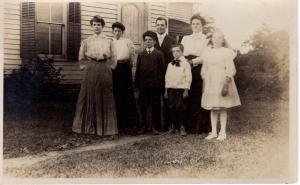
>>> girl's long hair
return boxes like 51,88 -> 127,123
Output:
207,31 -> 231,48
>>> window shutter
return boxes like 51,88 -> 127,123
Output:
21,2 -> 36,59
67,2 -> 81,60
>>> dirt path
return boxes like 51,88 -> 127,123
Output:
4,135 -> 150,170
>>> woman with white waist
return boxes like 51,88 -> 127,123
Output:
72,15 -> 118,139
181,14 -> 211,134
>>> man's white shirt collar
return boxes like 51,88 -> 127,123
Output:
147,47 -> 154,53
157,32 -> 167,46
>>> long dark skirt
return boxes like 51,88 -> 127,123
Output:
113,61 -> 137,133
72,61 -> 118,136
186,65 -> 211,134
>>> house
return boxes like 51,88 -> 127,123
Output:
3,1 -> 194,84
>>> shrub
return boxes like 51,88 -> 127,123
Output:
4,56 -> 64,107
235,30 -> 289,100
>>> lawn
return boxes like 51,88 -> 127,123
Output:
3,95 -> 289,180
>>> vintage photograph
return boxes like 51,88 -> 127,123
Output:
2,0 -> 297,183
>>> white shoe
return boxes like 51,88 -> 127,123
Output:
217,133 -> 226,140
205,132 -> 218,140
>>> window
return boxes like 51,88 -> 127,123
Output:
36,3 -> 67,56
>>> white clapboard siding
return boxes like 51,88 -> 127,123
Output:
80,2 -> 118,41
3,2 -> 21,72
167,3 -> 193,23
148,3 -> 167,31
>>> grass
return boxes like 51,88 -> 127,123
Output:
4,95 -> 289,180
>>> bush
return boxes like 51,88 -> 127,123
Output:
4,56 -> 64,107
235,30 -> 289,100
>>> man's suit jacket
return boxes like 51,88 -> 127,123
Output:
155,34 -> 176,73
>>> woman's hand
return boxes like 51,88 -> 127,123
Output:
164,90 -> 168,99
183,89 -> 189,98
187,59 -> 193,66
79,65 -> 86,70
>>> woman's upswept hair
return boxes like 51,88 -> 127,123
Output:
190,13 -> 206,26
90,15 -> 105,27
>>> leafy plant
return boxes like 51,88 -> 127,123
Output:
4,55 -> 64,107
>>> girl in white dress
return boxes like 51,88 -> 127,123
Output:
201,31 -> 241,140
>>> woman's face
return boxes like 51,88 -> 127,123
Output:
191,19 -> 203,33
113,27 -> 123,40
91,21 -> 103,34
212,32 -> 224,48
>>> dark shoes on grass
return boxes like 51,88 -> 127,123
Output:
137,128 -> 160,135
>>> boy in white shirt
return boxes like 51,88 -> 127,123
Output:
164,44 -> 192,136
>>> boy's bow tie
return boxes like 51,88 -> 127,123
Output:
171,59 -> 181,67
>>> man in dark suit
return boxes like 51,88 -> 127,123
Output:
154,17 -> 176,133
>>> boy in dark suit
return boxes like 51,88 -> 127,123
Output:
154,17 -> 176,132
135,31 -> 165,135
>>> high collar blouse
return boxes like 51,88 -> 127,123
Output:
78,34 -> 116,69
181,32 -> 209,66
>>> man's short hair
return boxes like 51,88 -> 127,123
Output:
156,17 -> 168,26
142,31 -> 158,41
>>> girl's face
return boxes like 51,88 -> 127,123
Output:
212,32 -> 224,48
113,27 -> 123,40
191,19 -> 203,34
91,21 -> 103,34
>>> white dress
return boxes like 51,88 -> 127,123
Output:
201,47 -> 241,110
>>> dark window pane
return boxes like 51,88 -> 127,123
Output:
37,3 -> 50,22
36,23 -> 49,54
51,3 -> 63,23
51,25 -> 62,55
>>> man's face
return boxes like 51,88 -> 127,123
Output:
144,36 -> 155,48
113,27 -> 123,39
172,47 -> 183,59
156,20 -> 167,35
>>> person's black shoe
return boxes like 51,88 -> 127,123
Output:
137,128 -> 146,135
152,128 -> 160,135
167,124 -> 175,134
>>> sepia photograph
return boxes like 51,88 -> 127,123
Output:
1,0 -> 297,183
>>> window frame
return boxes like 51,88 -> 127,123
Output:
35,2 -> 68,60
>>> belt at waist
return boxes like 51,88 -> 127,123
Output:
90,57 -> 111,62
117,59 -> 130,63
185,55 -> 199,60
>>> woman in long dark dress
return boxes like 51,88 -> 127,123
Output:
181,14 -> 211,134
72,15 -> 118,138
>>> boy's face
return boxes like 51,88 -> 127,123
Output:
113,27 -> 123,40
172,47 -> 183,59
144,36 -> 155,48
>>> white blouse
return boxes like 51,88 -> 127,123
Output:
181,32 -> 209,66
78,34 -> 116,69
112,37 -> 135,63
